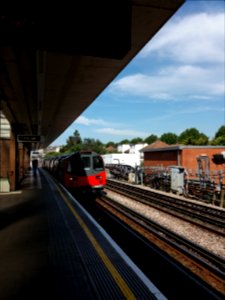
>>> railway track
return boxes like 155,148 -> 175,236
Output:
97,194 -> 225,298
106,179 -> 225,236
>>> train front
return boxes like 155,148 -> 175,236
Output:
81,152 -> 106,192
66,151 -> 106,194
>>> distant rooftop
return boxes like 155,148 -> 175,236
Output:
141,140 -> 225,152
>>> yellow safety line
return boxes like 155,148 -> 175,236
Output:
56,185 -> 136,299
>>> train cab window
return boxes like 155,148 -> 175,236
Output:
82,156 -> 91,170
93,156 -> 104,170
68,154 -> 86,175
67,161 -> 72,173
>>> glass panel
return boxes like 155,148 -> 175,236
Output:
93,156 -> 104,170
82,156 -> 91,170
67,161 -> 72,172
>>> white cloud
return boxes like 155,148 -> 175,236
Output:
109,10 -> 224,101
75,115 -> 108,126
110,65 -> 224,100
95,127 -> 147,137
140,12 -> 224,64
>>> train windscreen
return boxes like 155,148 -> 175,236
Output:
82,156 -> 91,170
93,156 -> 104,171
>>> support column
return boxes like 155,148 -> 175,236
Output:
0,111 -> 11,192
17,143 -> 31,181
9,138 -> 16,191
0,139 -> 10,192
24,146 -> 31,172
18,142 -> 24,181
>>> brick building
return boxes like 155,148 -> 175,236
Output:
141,140 -> 225,183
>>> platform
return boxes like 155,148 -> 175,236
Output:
0,169 -> 166,300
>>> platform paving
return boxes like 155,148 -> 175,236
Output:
0,171 -> 57,300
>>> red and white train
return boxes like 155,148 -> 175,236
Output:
42,151 -> 106,193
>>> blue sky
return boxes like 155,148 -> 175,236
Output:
51,0 -> 225,146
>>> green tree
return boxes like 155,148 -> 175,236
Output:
82,138 -> 105,154
144,134 -> 158,144
73,129 -> 82,144
66,130 -> 82,146
210,125 -> 225,145
44,151 -> 59,157
160,132 -> 178,144
178,128 -> 208,145
130,137 -> 143,145
196,135 -> 208,145
60,129 -> 82,153
119,139 -> 130,144
105,141 -> 117,153
215,125 -> 225,138
105,141 -> 117,148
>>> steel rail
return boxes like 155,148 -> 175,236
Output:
97,195 -> 225,297
100,195 -> 225,273
106,179 -> 225,235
